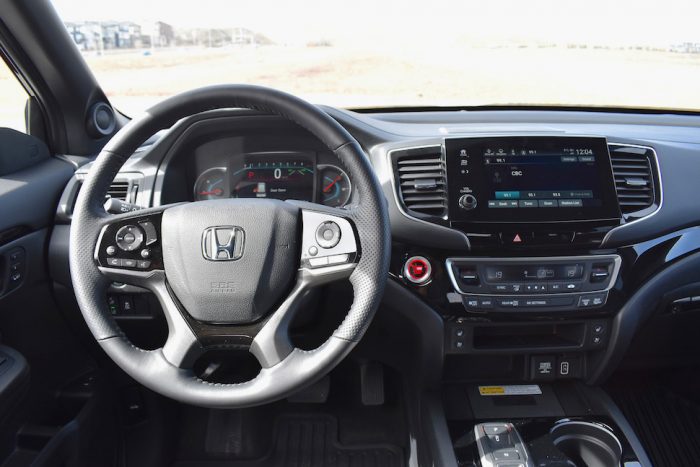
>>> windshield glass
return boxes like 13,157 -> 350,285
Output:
51,0 -> 700,113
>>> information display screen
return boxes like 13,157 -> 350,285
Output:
230,154 -> 316,201
446,136 -> 621,222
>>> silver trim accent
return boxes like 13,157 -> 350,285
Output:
403,255 -> 433,285
475,422 -> 534,467
317,164 -> 353,207
550,420 -> 623,465
445,255 -> 622,297
201,225 -> 245,261
602,142 -> 662,246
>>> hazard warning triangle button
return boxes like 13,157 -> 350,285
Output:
501,232 -> 528,245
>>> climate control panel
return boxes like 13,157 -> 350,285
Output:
446,255 -> 621,313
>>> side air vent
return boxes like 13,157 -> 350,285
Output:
608,144 -> 657,216
394,146 -> 447,219
106,180 -> 130,201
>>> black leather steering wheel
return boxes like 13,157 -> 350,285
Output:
69,85 -> 390,408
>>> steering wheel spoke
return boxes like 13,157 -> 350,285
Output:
250,206 -> 358,368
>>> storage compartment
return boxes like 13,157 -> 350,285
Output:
473,323 -> 584,350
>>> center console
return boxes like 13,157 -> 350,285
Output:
389,135 -> 638,383
388,135 -> 654,465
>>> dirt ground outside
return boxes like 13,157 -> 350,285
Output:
2,44 -> 700,132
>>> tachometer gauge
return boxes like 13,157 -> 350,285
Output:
319,165 -> 352,207
194,167 -> 229,201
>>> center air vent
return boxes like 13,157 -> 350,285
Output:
608,144 -> 657,216
394,146 -> 447,218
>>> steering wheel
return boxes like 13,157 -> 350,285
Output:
69,85 -> 390,408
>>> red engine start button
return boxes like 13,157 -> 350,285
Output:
404,256 -> 432,285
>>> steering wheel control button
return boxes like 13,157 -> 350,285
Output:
315,221 -> 341,249
115,225 -> 144,251
140,249 -> 151,259
106,245 -> 116,256
106,258 -> 122,267
404,256 -> 432,285
139,221 -> 158,245
309,257 -> 329,268
122,259 -> 137,268
328,254 -> 349,265
137,260 -> 151,269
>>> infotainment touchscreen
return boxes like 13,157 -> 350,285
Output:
446,136 -> 621,222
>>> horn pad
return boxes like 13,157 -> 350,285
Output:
161,199 -> 299,324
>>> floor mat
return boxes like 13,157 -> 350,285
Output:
611,383 -> 700,467
173,414 -> 404,467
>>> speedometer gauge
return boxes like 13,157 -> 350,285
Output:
194,167 -> 229,201
319,165 -> 352,207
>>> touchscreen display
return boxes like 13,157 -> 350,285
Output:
230,153 -> 315,201
446,136 -> 621,222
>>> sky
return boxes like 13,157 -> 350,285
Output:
50,0 -> 700,47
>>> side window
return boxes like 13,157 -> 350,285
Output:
0,59 -> 28,133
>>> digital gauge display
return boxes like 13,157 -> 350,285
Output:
230,155 -> 315,201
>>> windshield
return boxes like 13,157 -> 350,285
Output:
51,0 -> 700,114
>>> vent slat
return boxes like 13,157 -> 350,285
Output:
106,181 -> 130,201
609,145 -> 655,215
394,148 -> 447,218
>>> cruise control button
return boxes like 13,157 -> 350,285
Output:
139,221 -> 158,245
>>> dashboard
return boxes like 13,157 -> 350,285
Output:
53,106 -> 700,391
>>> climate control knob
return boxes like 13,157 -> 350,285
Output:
458,194 -> 478,210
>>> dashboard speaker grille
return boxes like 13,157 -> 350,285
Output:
394,146 -> 447,218
609,144 -> 656,216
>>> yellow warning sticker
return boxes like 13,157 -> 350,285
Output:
478,385 -> 542,396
